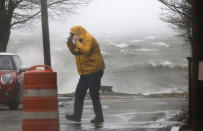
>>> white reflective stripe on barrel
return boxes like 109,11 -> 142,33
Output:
24,89 -> 57,97
23,112 -> 59,119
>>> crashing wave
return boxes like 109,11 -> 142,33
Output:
120,49 -> 136,55
147,60 -> 187,69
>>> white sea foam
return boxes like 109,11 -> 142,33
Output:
120,49 -> 135,55
151,42 -> 170,47
135,48 -> 158,52
109,42 -> 129,48
148,60 -> 175,68
117,43 -> 129,48
120,48 -> 157,55
131,39 -> 145,43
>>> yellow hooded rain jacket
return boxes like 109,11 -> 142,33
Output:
67,26 -> 105,75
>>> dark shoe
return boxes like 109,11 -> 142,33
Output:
65,114 -> 81,122
90,117 -> 104,123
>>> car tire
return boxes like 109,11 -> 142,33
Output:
9,88 -> 20,110
9,101 -> 19,110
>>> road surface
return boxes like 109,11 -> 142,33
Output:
0,97 -> 188,131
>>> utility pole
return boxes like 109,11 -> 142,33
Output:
40,0 -> 51,66
192,0 -> 203,130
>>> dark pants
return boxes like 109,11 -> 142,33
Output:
74,70 -> 104,119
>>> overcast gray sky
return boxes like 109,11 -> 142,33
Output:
48,0 -> 174,36
14,0 -> 174,36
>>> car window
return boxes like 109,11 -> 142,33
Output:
13,56 -> 22,70
0,56 -> 15,70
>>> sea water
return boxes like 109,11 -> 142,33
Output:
8,32 -> 188,95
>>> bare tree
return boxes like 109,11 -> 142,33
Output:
0,0 -> 91,52
158,0 -> 192,46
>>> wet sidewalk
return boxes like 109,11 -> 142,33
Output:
59,97 -> 188,131
0,96 -> 188,131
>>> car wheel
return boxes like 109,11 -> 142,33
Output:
9,101 -> 19,110
9,89 -> 20,110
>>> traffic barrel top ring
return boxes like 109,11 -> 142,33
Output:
28,65 -> 53,72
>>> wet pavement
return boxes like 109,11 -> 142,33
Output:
0,97 -> 188,131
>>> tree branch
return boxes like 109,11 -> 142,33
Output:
158,0 -> 192,44
11,10 -> 40,27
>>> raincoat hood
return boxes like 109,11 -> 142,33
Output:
70,26 -> 89,39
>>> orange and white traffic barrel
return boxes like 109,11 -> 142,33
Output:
22,65 -> 59,131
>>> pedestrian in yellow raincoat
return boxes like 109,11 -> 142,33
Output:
65,26 -> 105,123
